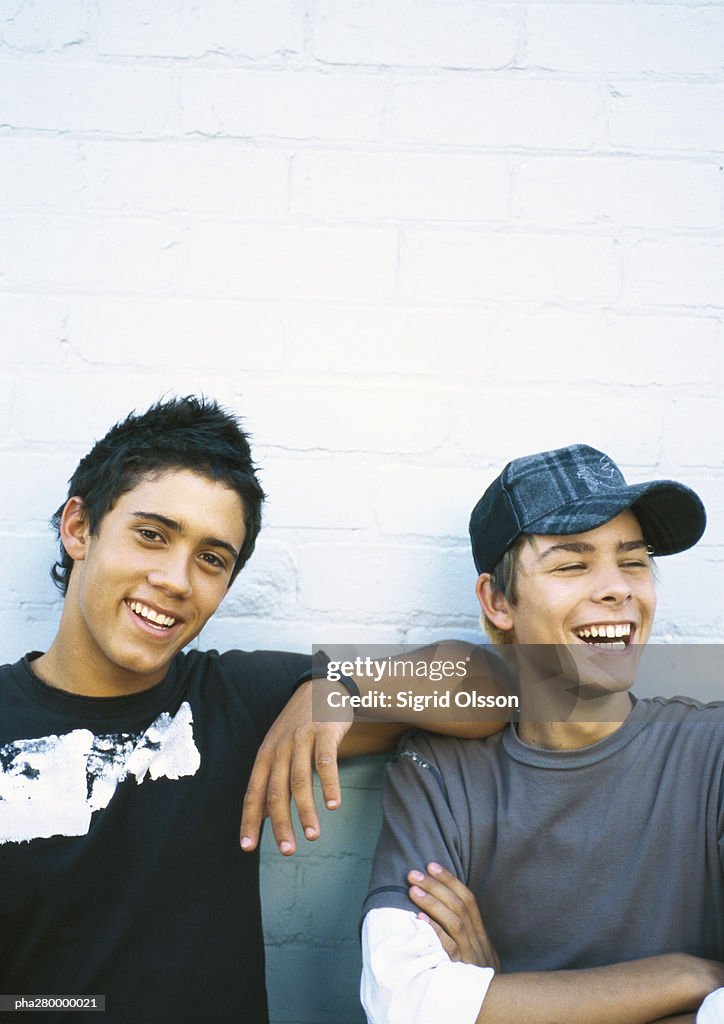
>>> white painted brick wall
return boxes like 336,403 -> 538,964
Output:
0,61 -> 178,134
515,156 -> 723,230
81,142 -> 291,218
309,0 -> 520,69
391,77 -> 605,148
625,239 -> 724,309
452,388 -> 668,465
291,151 -> 511,222
238,383 -> 451,453
179,68 -> 388,141
1,3 -> 723,1020
97,0 -> 303,59
609,83 -> 724,152
176,223 -> 399,300
400,230 -> 622,303
65,298 -> 286,370
526,5 -> 724,75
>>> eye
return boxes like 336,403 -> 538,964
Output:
199,551 -> 226,571
137,527 -> 164,543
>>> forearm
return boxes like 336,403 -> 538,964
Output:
344,641 -> 514,736
478,956 -> 716,1024
338,721 -> 408,758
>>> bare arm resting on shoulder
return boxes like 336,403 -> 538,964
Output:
240,642 -> 510,855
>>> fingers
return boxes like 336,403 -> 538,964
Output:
289,726 -> 322,843
417,912 -> 462,962
240,747 -> 271,853
281,723 -> 349,849
240,682 -> 353,856
408,863 -> 482,933
263,736 -> 299,856
312,724 -> 349,812
408,868 -> 472,949
240,716 -> 349,856
408,863 -> 500,970
239,730 -> 296,856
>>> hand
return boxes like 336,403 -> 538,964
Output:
408,862 -> 501,971
240,680 -> 353,856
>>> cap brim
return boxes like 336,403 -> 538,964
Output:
524,480 -> 706,555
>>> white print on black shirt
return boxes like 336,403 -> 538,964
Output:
0,702 -> 200,844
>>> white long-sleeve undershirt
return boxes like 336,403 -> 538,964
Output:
360,907 -> 494,1024
698,988 -> 724,1024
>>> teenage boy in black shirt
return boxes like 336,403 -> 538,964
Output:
0,396 -> 499,1024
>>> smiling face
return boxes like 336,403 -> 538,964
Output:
472,509 -> 661,749
477,509 -> 657,699
47,469 -> 246,695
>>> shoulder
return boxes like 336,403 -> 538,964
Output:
176,648 -> 311,687
0,655 -> 37,696
386,727 -> 505,796
395,726 -> 506,763
639,694 -> 724,723
635,696 -> 724,765
173,648 -> 311,732
0,655 -> 33,676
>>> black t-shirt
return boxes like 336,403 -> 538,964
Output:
0,648 -> 310,1024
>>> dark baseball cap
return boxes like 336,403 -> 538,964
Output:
469,444 -> 706,575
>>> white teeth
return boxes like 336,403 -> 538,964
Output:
576,623 -> 632,643
128,601 -> 176,628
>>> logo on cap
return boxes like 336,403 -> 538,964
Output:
575,457 -> 618,492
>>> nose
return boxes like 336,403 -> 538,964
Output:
591,563 -> 632,605
147,553 -> 193,599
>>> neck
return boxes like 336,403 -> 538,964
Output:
33,607 -> 168,698
516,695 -> 633,750
513,654 -> 635,750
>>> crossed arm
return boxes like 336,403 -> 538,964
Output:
361,864 -> 723,1024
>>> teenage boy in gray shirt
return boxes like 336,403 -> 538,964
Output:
362,444 -> 724,1024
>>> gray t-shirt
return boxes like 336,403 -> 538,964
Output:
363,695 -> 724,971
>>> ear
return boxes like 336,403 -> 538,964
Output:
59,496 -> 91,563
476,573 -> 514,634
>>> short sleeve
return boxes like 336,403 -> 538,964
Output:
214,649 -> 311,743
362,731 -> 467,918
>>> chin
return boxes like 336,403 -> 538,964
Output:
513,642 -> 642,714
112,648 -> 175,680
555,643 -> 642,698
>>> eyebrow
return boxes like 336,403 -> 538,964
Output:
537,539 -> 650,563
131,511 -> 240,562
